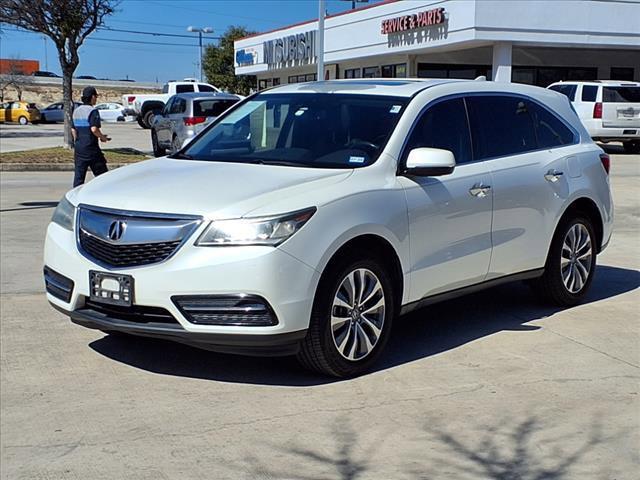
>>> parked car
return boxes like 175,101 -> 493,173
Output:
0,101 -> 40,124
31,71 -> 60,77
548,80 -> 640,153
44,79 -> 613,377
151,92 -> 240,156
77,75 -> 97,80
40,102 -> 82,123
95,102 -> 135,122
122,79 -> 221,129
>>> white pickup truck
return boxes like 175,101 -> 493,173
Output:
123,79 -> 221,129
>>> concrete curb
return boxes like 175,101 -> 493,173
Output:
0,163 -> 132,172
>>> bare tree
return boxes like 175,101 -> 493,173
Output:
0,56 -> 34,101
0,0 -> 117,146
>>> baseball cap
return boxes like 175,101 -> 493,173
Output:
82,86 -> 98,98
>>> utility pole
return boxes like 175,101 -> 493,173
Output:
187,26 -> 213,82
42,35 -> 48,71
317,0 -> 325,81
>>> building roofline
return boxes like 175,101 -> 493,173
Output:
236,0 -> 401,42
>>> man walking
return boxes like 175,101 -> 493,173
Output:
72,86 -> 110,187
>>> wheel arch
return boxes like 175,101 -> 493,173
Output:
315,234 -> 405,313
140,100 -> 165,116
555,196 -> 604,253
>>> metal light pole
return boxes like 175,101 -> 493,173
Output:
317,0 -> 325,80
187,26 -> 213,82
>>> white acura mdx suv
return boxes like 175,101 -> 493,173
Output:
45,79 -> 613,377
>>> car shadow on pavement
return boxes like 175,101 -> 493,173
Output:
89,264 -> 639,386
0,201 -> 59,212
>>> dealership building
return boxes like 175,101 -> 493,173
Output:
234,0 -> 640,89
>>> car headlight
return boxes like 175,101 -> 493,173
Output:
51,195 -> 75,231
196,207 -> 316,246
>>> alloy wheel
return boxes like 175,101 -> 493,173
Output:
330,268 -> 385,361
560,223 -> 592,294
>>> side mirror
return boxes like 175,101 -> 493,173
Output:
403,147 -> 455,176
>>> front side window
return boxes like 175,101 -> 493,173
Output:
549,84 -> 577,101
466,95 -> 537,159
183,93 -> 407,169
404,98 -> 472,164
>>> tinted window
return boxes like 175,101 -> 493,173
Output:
194,99 -> 238,117
162,84 -> 169,94
603,87 -> 640,103
549,84 -> 577,101
170,97 -> 186,114
184,93 -> 407,169
163,96 -> 175,114
198,84 -> 216,92
467,96 -> 537,159
529,102 -> 575,148
581,85 -> 598,102
405,98 -> 472,164
175,84 -> 195,93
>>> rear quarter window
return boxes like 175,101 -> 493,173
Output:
603,86 -> 640,103
581,85 -> 598,102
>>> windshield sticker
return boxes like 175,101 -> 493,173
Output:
294,107 -> 308,116
349,156 -> 366,164
389,105 -> 402,114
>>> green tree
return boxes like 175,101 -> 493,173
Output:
0,0 -> 117,147
203,26 -> 256,95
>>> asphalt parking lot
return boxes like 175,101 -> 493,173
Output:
0,121 -> 152,154
1,154 -> 638,479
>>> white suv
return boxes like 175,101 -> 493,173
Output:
548,80 -> 640,153
44,79 -> 613,377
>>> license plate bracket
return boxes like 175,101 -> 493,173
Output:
89,271 -> 134,306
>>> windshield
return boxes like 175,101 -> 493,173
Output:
182,93 -> 408,168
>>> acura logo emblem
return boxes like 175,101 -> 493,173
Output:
108,220 -> 126,241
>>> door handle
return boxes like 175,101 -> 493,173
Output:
544,169 -> 564,182
469,183 -> 491,198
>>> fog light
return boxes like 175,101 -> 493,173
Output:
44,266 -> 74,303
171,295 -> 278,326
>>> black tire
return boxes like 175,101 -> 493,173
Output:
297,254 -> 396,377
151,129 -> 166,157
530,215 -> 597,307
623,140 -> 640,154
141,110 -> 156,129
137,116 -> 146,128
171,135 -> 181,154
40,113 -> 47,123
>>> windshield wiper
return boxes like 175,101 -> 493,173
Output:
248,159 -> 311,167
169,152 -> 193,160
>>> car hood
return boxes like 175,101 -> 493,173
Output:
73,157 -> 353,218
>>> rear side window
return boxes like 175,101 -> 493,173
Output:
194,99 -> 239,117
175,84 -> 195,94
404,98 -> 472,164
603,86 -> 640,103
549,84 -> 577,101
581,86 -> 598,102
466,96 -> 537,159
529,102 -> 576,148
198,84 -> 216,92
170,97 -> 186,114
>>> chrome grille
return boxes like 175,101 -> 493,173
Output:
77,205 -> 201,268
80,231 -> 181,267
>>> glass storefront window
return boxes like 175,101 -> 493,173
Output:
381,64 -> 407,78
344,68 -> 362,79
363,66 -> 379,78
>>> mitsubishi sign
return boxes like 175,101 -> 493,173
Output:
263,30 -> 317,67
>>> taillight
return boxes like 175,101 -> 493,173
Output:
127,96 -> 136,103
593,102 -> 602,119
183,116 -> 206,126
599,153 -> 610,175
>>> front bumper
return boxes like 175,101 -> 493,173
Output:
49,301 -> 307,356
44,220 -> 320,353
